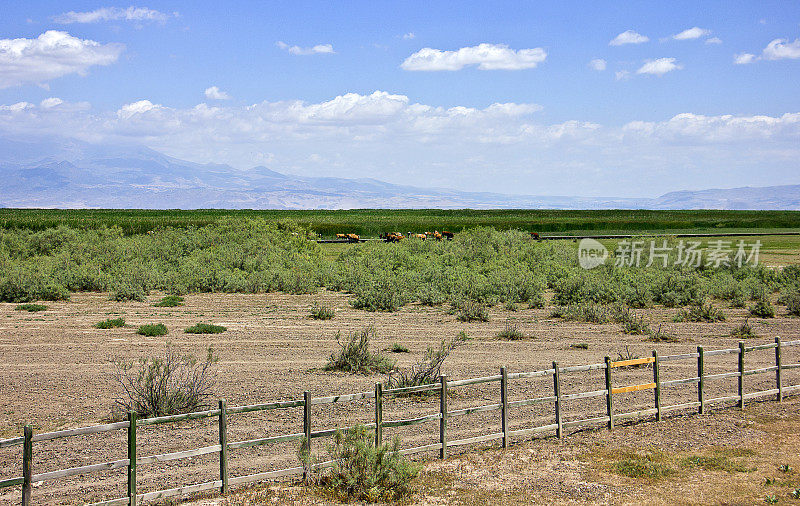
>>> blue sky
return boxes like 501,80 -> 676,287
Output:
1,1 -> 799,197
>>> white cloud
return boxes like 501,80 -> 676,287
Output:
734,52 -> 758,64
53,6 -> 174,24
402,32 -> 415,40
2,95 -> 798,197
0,31 -> 124,89
276,41 -> 335,55
672,27 -> 711,40
589,58 -> 607,71
609,30 -> 649,46
40,97 -> 63,108
204,86 -> 230,100
615,70 -> 630,81
762,38 -> 800,60
705,37 -> 723,45
636,57 -> 682,76
401,43 -> 547,71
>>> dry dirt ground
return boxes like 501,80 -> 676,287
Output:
1,291 -> 799,504
196,395 -> 800,506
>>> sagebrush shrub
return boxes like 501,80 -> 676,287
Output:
95,318 -> 125,329
326,326 -> 394,374
673,302 -> 726,322
454,300 -> 489,322
749,296 -> 775,318
185,323 -> 227,334
497,321 -> 524,340
386,332 -> 465,392
300,425 -> 419,502
113,283 -> 148,302
310,303 -> 335,320
137,323 -> 168,336
153,295 -> 184,307
111,345 -> 218,417
15,303 -> 47,312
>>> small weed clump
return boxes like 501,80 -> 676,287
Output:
454,300 -> 489,322
153,295 -> 184,307
749,296 -> 775,318
496,321 -> 525,340
551,303 -> 608,323
310,303 -> 335,320
388,343 -> 410,353
95,318 -> 125,329
386,332 -> 466,392
111,345 -> 218,417
673,302 -> 726,322
326,326 -> 394,374
15,303 -> 47,312
185,323 -> 227,334
571,343 -> 589,350
620,314 -> 650,335
730,319 -> 758,338
299,425 -> 419,502
647,325 -> 679,343
136,323 -> 168,337
612,453 -> 674,480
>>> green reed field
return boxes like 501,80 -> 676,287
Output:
1,209 -> 800,237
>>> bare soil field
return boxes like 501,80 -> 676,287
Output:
1,291 -> 799,504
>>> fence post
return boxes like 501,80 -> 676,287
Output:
127,411 -> 137,506
738,341 -> 745,409
22,425 -> 32,506
219,400 -> 228,495
439,375 -> 447,459
303,391 -> 311,482
697,346 -> 705,415
652,351 -> 661,421
604,356 -> 613,430
553,362 -> 563,439
500,367 -> 509,448
374,383 -> 383,446
776,337 -> 782,402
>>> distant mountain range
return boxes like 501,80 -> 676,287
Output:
0,138 -> 798,210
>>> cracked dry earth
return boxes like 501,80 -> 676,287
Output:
196,396 -> 800,505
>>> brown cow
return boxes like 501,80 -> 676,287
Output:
531,232 -> 540,240
442,231 -> 454,240
346,233 -> 360,243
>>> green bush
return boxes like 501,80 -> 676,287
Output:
785,291 -> 800,317
300,425 -> 419,502
673,302 -> 726,322
389,343 -> 409,353
95,318 -> 125,329
185,323 -> 227,334
386,332 -> 465,392
137,323 -> 168,336
730,319 -> 758,338
113,283 -> 148,302
620,313 -> 650,335
310,303 -> 335,320
647,325 -> 678,343
551,303 -> 609,323
454,300 -> 489,322
351,280 -> 405,312
15,303 -> 48,312
749,296 -> 775,318
497,321 -> 524,340
325,326 -> 394,374
153,295 -> 184,307
111,345 -> 218,417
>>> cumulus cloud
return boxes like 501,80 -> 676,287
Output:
53,6 -> 175,24
734,52 -> 757,65
204,86 -> 230,100
401,43 -> 547,71
615,70 -> 630,81
636,57 -> 682,76
762,38 -> 800,60
276,41 -> 335,55
705,37 -> 723,45
609,30 -> 649,46
1,95 -> 798,196
0,31 -> 124,89
589,58 -> 607,71
40,97 -> 63,108
672,27 -> 711,40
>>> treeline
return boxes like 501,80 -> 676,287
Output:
1,220 -> 798,313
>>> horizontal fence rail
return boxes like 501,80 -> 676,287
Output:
1,337 -> 798,505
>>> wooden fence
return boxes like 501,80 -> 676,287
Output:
1,337 -> 799,505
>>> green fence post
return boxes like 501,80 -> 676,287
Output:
22,425 -> 32,506
439,376 -> 447,459
127,411 -> 137,506
605,357 -> 613,430
219,400 -> 228,494
374,383 -> 383,446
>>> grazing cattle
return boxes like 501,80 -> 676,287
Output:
433,231 -> 443,241
336,233 -> 347,239
442,231 -> 454,240
531,232 -> 540,240
381,232 -> 404,243
346,233 -> 360,243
